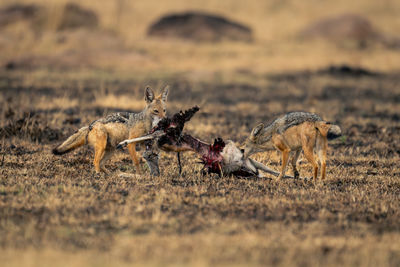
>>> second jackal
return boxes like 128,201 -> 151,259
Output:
53,86 -> 169,173
243,112 -> 342,181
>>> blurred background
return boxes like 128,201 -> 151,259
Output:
1,0 -> 400,75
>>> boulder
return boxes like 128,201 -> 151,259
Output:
0,4 -> 41,27
0,3 -> 98,31
148,12 -> 252,42
300,14 -> 379,48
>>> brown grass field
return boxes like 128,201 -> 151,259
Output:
1,0 -> 400,266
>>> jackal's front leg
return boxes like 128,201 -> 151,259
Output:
127,124 -> 147,174
303,146 -> 318,183
127,142 -> 142,174
316,136 -> 328,180
278,149 -> 290,180
291,150 -> 301,179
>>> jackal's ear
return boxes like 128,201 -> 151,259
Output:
251,123 -> 264,137
145,86 -> 155,103
161,85 -> 169,102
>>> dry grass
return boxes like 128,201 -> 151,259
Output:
1,67 -> 400,266
1,0 -> 400,266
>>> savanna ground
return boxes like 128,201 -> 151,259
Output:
1,0 -> 400,266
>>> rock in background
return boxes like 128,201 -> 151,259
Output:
147,12 -> 252,42
299,13 -> 400,49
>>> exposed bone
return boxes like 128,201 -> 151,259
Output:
248,158 -> 296,179
116,131 -> 163,149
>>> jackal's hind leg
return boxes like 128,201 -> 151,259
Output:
93,131 -> 108,173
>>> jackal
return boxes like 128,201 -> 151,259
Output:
243,112 -> 341,181
53,86 -> 169,174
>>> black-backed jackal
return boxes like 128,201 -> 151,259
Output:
243,112 -> 341,182
53,86 -> 169,174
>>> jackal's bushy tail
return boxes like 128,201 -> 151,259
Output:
327,124 -> 342,140
52,126 -> 89,155
315,122 -> 342,140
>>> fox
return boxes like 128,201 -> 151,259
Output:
243,112 -> 342,182
52,86 -> 169,174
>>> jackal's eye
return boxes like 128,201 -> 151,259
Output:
163,109 -> 166,113
153,110 -> 159,114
